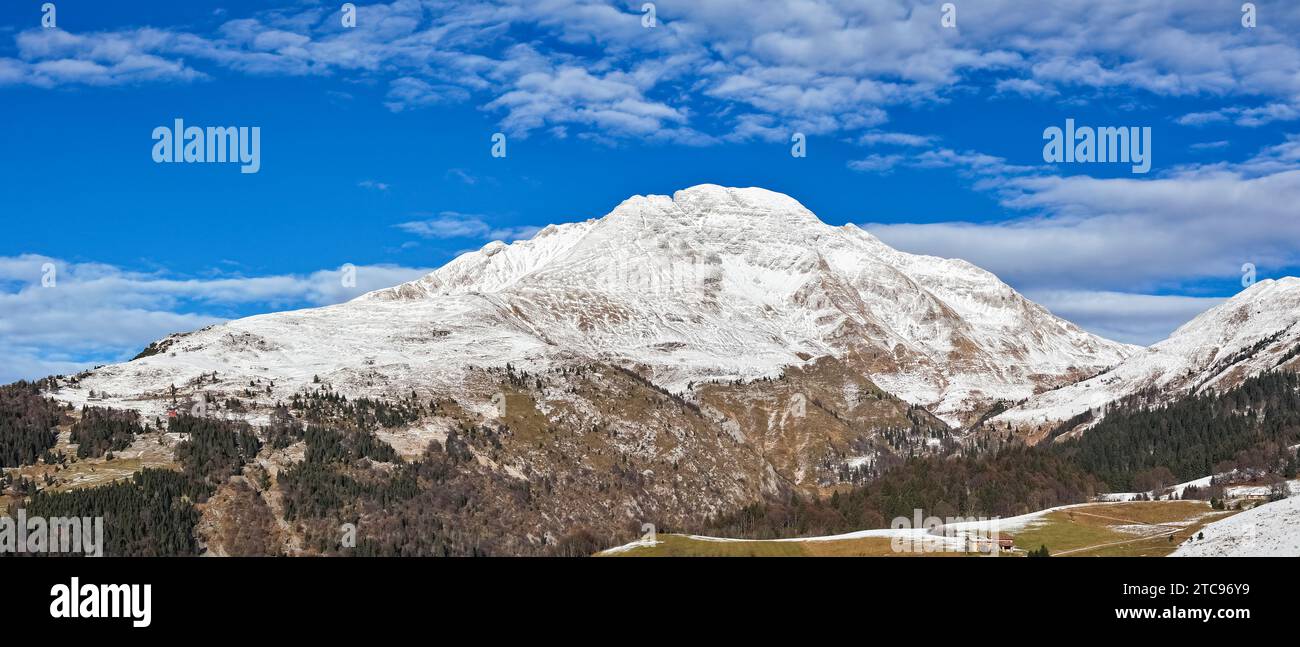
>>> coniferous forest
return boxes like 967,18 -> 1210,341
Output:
702,445 -> 1100,539
4,414 -> 261,556
22,469 -> 204,556
0,380 -> 68,467
69,406 -> 146,459
1054,371 -> 1300,490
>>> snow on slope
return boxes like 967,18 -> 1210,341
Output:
995,278 -> 1300,429
1170,494 -> 1300,557
61,185 -> 1133,425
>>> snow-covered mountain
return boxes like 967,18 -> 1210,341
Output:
995,277 -> 1300,432
61,184 -> 1133,426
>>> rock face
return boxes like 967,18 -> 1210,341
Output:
995,278 -> 1300,435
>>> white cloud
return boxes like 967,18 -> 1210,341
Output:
866,138 -> 1300,297
0,255 -> 432,383
848,145 -> 1045,196
1023,289 -> 1225,345
446,168 -> 477,185
1177,110 -> 1230,126
846,154 -> 904,174
9,1 -> 1300,142
994,77 -> 1058,98
857,131 -> 938,147
4,28 -> 207,86
395,212 -> 492,238
395,211 -> 538,242
1178,103 -> 1300,127
384,76 -> 469,112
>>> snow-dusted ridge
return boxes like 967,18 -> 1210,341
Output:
57,184 -> 1134,425
995,277 -> 1300,429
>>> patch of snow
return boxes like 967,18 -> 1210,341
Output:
1170,493 -> 1300,557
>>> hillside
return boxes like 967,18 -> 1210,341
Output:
996,278 -> 1300,435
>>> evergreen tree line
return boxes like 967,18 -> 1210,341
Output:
277,428 -> 500,555
171,414 -> 263,490
17,469 -> 204,556
702,445 -> 1100,539
277,423 -> 562,556
289,387 -> 429,430
302,424 -> 400,464
69,406 -> 146,459
8,414 -> 265,556
1053,370 -> 1300,490
0,381 -> 68,467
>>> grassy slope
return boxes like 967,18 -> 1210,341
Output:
602,500 -> 1240,557
604,534 -> 969,557
1014,501 -> 1237,557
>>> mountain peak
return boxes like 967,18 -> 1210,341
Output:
607,184 -> 822,227
671,184 -> 813,214
73,184 -> 1134,428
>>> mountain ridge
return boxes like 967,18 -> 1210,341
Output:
58,184 -> 1134,429
996,277 -> 1300,436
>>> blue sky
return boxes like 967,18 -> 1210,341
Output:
3,0 -> 1300,382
